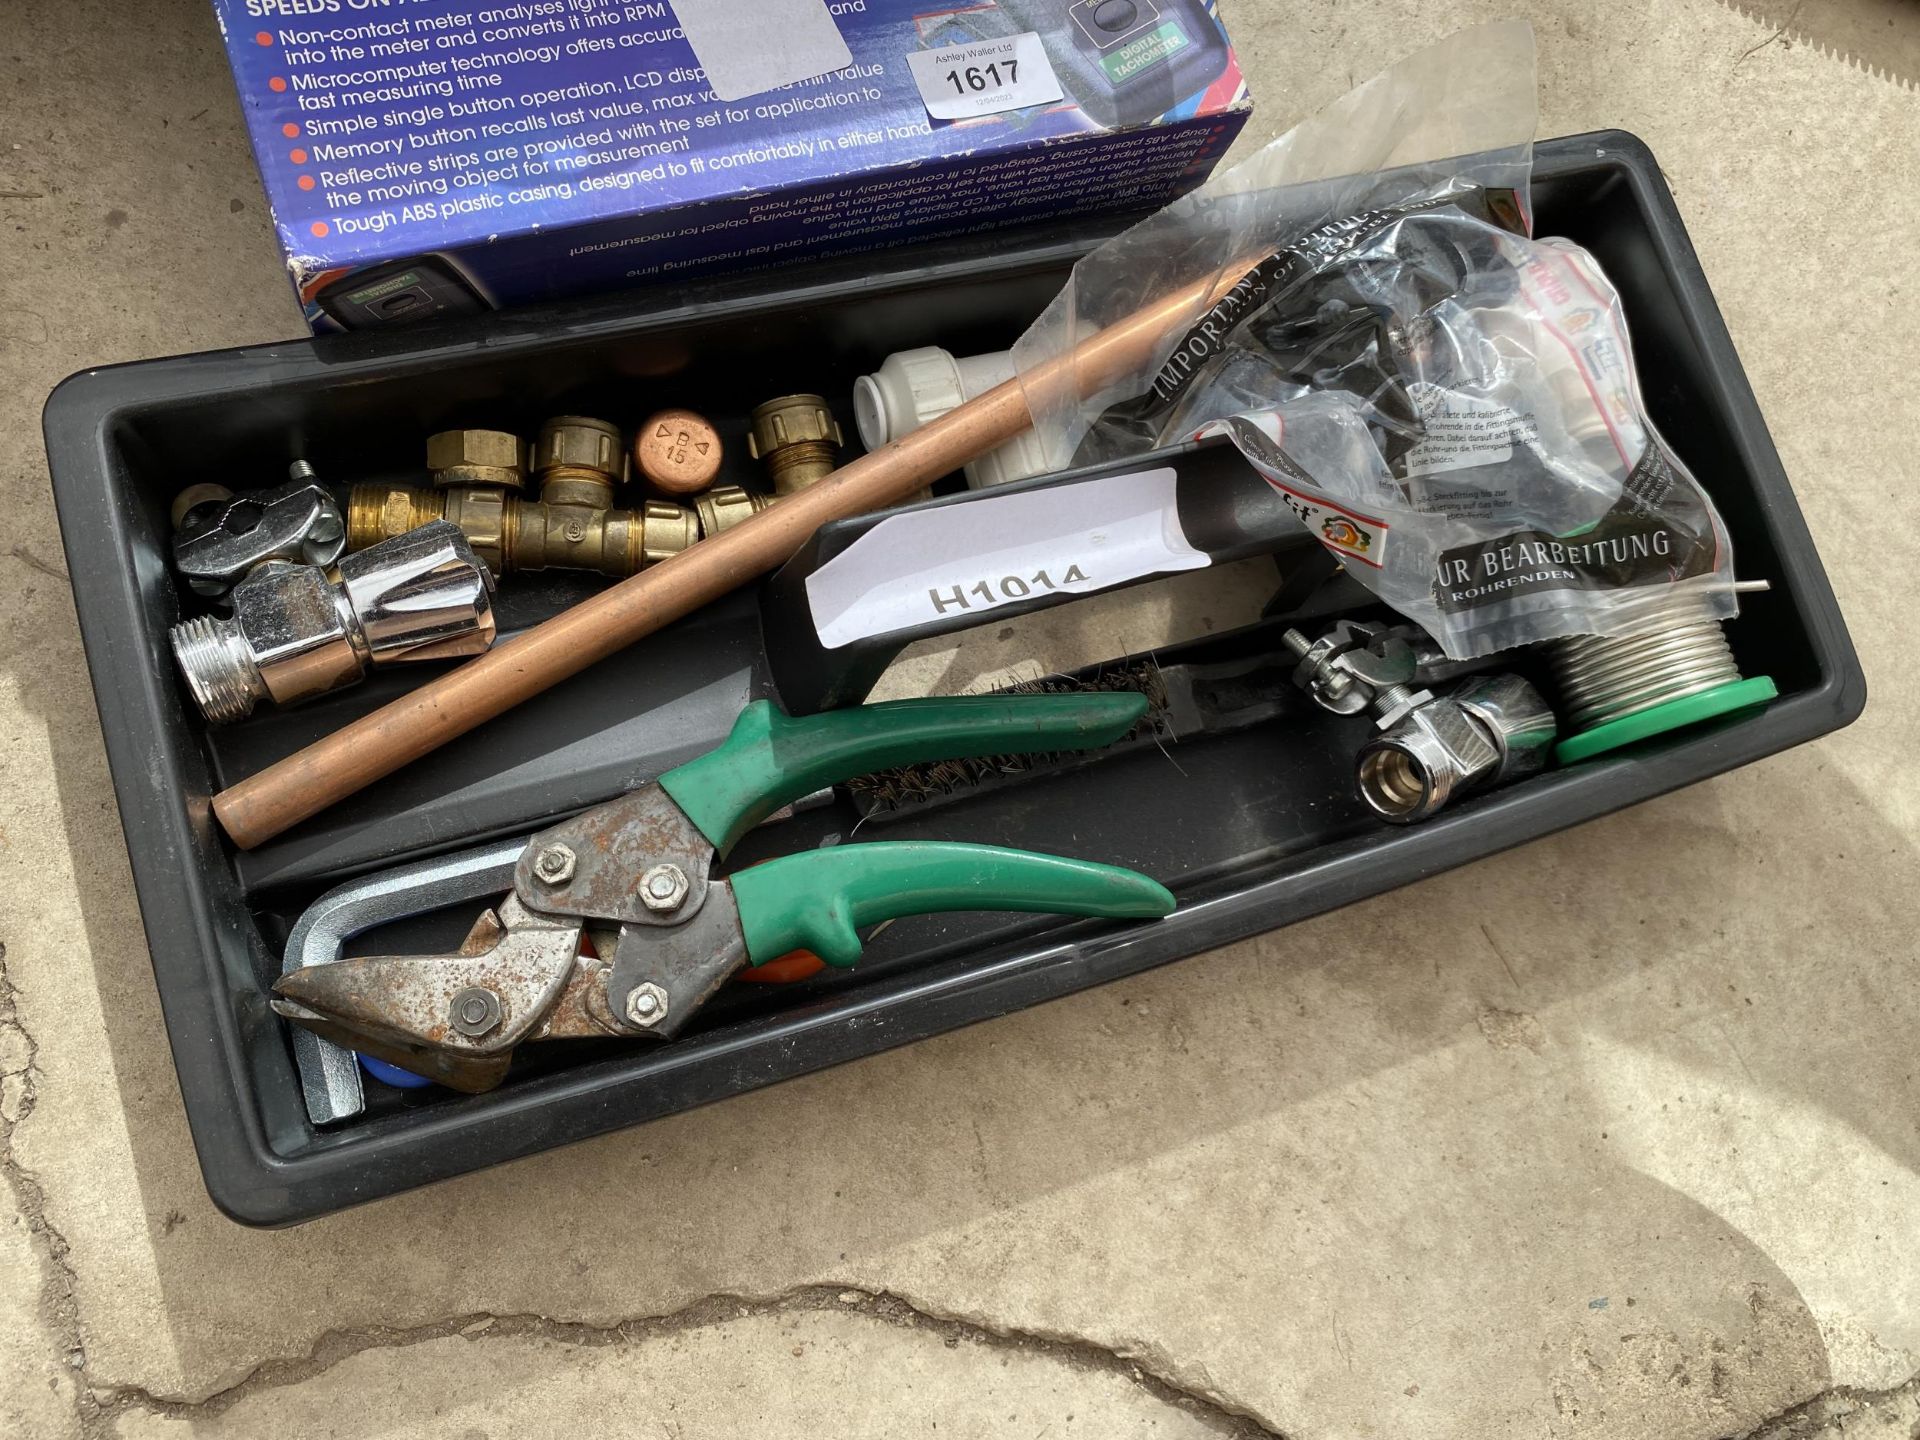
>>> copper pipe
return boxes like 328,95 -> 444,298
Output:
212,261 -> 1257,848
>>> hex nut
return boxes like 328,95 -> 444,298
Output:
448,985 -> 504,1038
533,844 -> 577,886
639,863 -> 689,913
427,429 -> 527,491
624,982 -> 670,1029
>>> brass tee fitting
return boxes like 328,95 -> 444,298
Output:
747,395 -> 842,495
347,418 -> 698,579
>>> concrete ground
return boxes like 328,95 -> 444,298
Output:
2,0 -> 1917,1435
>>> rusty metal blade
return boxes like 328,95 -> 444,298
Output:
268,999 -> 512,1094
272,896 -> 582,1094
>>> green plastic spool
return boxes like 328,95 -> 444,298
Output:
1554,675 -> 1780,765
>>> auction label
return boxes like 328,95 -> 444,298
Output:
806,467 -> 1205,649
906,32 -> 1063,120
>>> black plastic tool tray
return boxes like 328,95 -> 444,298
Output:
45,132 -> 1864,1226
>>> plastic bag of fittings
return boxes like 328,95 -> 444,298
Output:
1009,20 -> 1737,659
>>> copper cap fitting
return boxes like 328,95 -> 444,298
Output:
633,408 -> 724,496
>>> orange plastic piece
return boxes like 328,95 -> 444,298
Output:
737,950 -> 827,984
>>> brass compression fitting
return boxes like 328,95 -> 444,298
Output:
347,419 -> 700,578
747,395 -> 843,495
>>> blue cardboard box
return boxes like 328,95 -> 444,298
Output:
212,0 -> 1251,331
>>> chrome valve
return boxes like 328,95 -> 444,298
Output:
169,520 -> 495,724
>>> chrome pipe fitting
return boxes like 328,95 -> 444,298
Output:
169,520 -> 496,724
1355,674 -> 1556,824
1284,617 -> 1556,824
171,465 -> 346,598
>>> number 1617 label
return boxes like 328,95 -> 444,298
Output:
907,32 -> 1065,121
